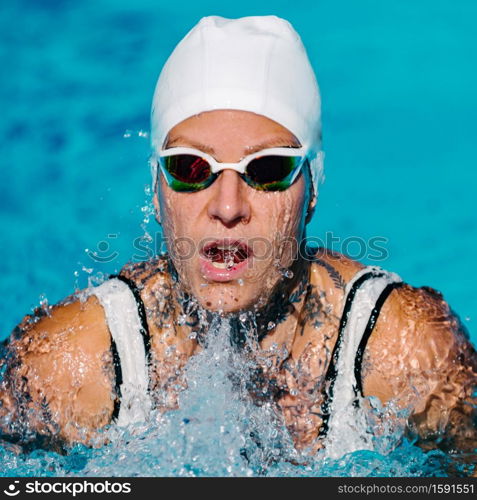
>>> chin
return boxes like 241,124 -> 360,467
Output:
193,283 -> 257,314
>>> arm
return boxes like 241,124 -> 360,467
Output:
363,284 -> 477,457
0,294 -> 115,451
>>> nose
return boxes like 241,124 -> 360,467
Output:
207,170 -> 251,227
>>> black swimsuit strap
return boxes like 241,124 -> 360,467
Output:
109,337 -> 123,421
110,274 -> 152,363
353,281 -> 404,397
318,270 -> 400,439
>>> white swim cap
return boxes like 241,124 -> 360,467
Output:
151,15 -> 323,195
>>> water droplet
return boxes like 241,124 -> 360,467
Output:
267,321 -> 276,330
278,267 -> 294,279
165,346 -> 176,356
178,314 -> 187,325
237,278 -> 244,286
239,313 -> 248,323
189,331 -> 197,340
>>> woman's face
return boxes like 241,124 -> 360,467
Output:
155,109 -> 312,313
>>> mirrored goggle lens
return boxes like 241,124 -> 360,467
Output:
246,156 -> 301,188
163,154 -> 211,184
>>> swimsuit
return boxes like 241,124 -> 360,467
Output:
87,265 -> 402,455
89,275 -> 152,427
319,266 -> 403,458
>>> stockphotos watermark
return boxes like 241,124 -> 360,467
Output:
85,232 -> 389,264
1,479 -> 132,497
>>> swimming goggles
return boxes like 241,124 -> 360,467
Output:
156,146 -> 309,192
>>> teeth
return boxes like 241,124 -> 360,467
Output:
204,242 -> 250,270
216,245 -> 238,251
211,261 -> 228,269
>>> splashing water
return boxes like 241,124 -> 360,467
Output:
0,311 -> 465,477
139,183 -> 155,251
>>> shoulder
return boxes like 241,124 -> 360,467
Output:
363,282 -> 477,405
368,282 -> 472,365
2,291 -> 114,443
12,287 -> 111,354
9,293 -> 111,366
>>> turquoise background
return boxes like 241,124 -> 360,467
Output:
1,0 -> 476,342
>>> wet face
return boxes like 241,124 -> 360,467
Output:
154,109 -> 313,313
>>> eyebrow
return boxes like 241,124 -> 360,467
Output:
164,135 -> 301,154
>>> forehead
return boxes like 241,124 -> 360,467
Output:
163,109 -> 301,152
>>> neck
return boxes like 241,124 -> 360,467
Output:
166,253 -> 312,350
253,256 -> 311,342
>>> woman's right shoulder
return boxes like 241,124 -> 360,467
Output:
8,291 -> 110,355
1,290 -> 115,444
7,254 -> 173,348
3,292 -> 112,423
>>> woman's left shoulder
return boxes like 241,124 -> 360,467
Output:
363,280 -> 476,405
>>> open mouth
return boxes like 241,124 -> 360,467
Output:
201,239 -> 253,270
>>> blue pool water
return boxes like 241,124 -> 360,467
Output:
1,0 -> 476,477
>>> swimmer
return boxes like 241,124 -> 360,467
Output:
1,16 -> 476,464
